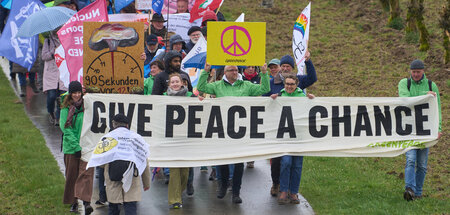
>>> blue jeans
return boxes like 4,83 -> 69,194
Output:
108,202 -> 137,215
18,72 -> 36,86
46,89 -> 65,118
96,167 -> 107,202
215,165 -> 234,180
280,156 -> 303,194
405,148 -> 429,196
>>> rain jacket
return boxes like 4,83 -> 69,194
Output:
280,87 -> 306,97
398,74 -> 442,132
60,105 -> 84,154
197,70 -> 270,97
143,76 -> 154,95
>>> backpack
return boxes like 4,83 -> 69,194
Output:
407,78 -> 432,91
109,160 -> 137,181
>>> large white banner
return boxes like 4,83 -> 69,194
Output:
80,94 -> 439,167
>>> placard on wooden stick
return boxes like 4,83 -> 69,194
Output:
83,22 -> 144,94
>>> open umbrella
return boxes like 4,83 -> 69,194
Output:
183,52 -> 207,69
16,6 -> 76,38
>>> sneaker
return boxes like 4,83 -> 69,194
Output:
289,193 -> 300,204
69,203 -> 78,213
217,185 -> 227,199
49,113 -> 56,125
270,184 -> 280,197
171,203 -> 182,209
278,192 -> 289,205
19,86 -> 26,97
247,161 -> 254,168
232,195 -> 242,204
200,166 -> 208,172
95,200 -> 106,206
54,119 -> 60,126
403,187 -> 415,201
186,183 -> 194,196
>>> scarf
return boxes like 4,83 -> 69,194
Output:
274,72 -> 284,84
65,98 -> 83,128
243,71 -> 258,81
166,86 -> 188,96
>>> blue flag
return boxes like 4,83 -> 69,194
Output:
114,0 -> 134,13
1,0 -> 11,9
152,0 -> 163,14
0,0 -> 45,71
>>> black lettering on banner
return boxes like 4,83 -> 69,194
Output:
188,106 -> 203,138
309,105 -> 328,138
374,106 -> 392,136
354,106 -> 373,136
414,103 -> 430,135
395,106 -> 412,135
250,106 -> 265,138
166,105 -> 185,137
205,106 -> 225,138
332,106 -> 351,137
277,106 -> 296,138
91,101 -> 107,133
108,102 -> 136,129
227,106 -> 246,139
137,104 -> 152,137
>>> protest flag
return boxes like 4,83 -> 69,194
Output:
189,0 -> 223,23
114,0 -> 134,13
0,0 -> 45,71
292,2 -> 310,75
152,0 -> 163,14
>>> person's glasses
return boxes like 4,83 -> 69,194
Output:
285,83 -> 296,86
191,33 -> 202,37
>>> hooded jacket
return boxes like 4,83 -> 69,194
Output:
151,51 -> 192,95
398,74 -> 442,132
197,70 -> 270,97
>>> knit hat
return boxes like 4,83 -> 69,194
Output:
146,34 -> 158,45
188,26 -> 202,36
68,81 -> 82,94
410,59 -> 425,70
112,113 -> 129,125
202,10 -> 217,24
280,55 -> 295,69
268,58 -> 280,66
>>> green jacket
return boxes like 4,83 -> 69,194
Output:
398,74 -> 442,132
280,88 -> 306,97
59,106 -> 84,154
197,70 -> 270,97
163,91 -> 193,97
144,76 -> 154,95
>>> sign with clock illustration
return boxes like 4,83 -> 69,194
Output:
83,22 -> 144,94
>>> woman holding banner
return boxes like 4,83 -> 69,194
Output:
60,81 -> 94,214
270,74 -> 314,205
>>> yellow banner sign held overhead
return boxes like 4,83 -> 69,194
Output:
207,22 -> 266,66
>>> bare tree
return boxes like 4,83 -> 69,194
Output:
386,0 -> 403,29
379,0 -> 390,11
440,0 -> 450,64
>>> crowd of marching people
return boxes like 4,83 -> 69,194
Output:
0,0 -> 441,214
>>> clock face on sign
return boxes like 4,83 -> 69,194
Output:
85,50 -> 142,94
83,22 -> 145,94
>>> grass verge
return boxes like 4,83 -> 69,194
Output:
0,70 -> 70,214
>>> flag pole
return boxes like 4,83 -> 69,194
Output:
165,0 -> 170,46
215,0 -> 224,15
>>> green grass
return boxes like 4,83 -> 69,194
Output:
0,70 -> 70,214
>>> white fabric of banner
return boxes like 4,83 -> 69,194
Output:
80,94 -> 439,167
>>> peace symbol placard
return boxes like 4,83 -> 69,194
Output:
207,22 -> 266,66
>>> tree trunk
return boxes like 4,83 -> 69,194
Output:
416,0 -> 429,51
387,0 -> 403,29
440,0 -> 450,64
444,31 -> 450,64
379,0 -> 390,11
405,0 -> 418,34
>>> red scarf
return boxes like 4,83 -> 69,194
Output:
244,71 -> 258,81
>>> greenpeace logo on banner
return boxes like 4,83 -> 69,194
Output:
80,94 -> 440,166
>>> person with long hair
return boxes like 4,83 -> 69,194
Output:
60,81 -> 94,214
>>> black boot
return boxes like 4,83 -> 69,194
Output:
83,201 -> 93,215
69,203 -> 78,213
19,86 -> 26,97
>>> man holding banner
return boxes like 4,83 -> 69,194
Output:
399,59 -> 442,201
197,63 -> 270,204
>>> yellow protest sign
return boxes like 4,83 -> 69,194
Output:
207,22 -> 266,66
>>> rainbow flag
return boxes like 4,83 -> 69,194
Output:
294,14 -> 308,37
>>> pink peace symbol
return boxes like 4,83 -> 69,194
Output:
220,26 -> 252,57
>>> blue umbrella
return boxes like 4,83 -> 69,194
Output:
1,0 -> 11,9
16,6 -> 76,38
183,52 -> 207,69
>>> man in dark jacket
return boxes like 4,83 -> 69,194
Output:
151,51 -> 192,95
144,34 -> 160,65
185,26 -> 202,54
150,13 -> 167,38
